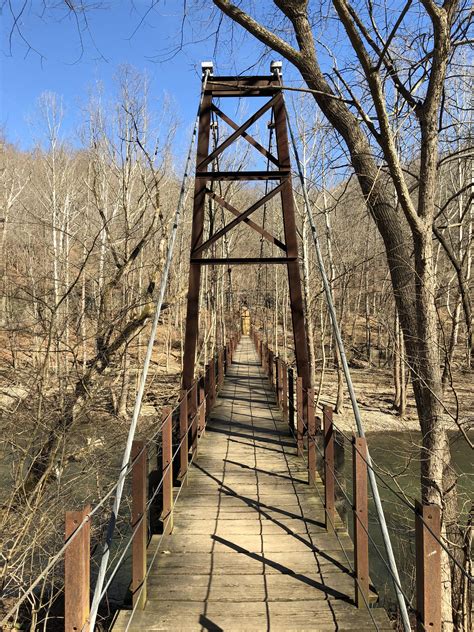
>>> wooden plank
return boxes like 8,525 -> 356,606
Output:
112,336 -> 392,632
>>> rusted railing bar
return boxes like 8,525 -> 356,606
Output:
65,505 -> 90,632
353,435 -> 369,608
131,441 -> 147,610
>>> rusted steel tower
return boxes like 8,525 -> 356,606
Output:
182,63 -> 311,393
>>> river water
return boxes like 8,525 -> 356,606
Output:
336,430 -> 473,614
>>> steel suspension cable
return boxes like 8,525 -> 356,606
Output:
282,86 -> 411,631
88,68 -> 212,629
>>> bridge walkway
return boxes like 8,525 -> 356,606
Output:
113,336 -> 393,631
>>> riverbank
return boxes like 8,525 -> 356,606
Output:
317,366 -> 473,434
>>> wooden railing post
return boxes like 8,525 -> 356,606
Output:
131,441 -> 147,610
161,406 -> 173,535
288,367 -> 295,431
415,501 -> 441,632
296,376 -> 304,456
323,405 -> 335,531
65,505 -> 90,632
352,436 -> 369,608
178,390 -> 188,483
307,388 -> 316,485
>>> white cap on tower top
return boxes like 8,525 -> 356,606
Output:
270,60 -> 283,75
201,61 -> 214,75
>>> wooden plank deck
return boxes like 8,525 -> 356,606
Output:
113,337 -> 393,631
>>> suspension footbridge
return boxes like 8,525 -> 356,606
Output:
112,336 -> 393,631
2,63 -> 458,632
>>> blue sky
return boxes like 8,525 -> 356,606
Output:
1,1 -> 288,156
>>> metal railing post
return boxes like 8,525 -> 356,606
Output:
199,383 -> 206,433
275,357 -> 280,406
191,381 -> 198,457
296,376 -> 304,456
323,404 -> 335,531
131,441 -> 147,609
415,501 -> 441,632
65,505 -> 90,632
210,356 -> 216,408
282,361 -> 288,421
352,436 -> 369,608
218,349 -> 224,388
178,390 -> 188,483
307,388 -> 316,485
161,407 -> 173,535
288,367 -> 295,432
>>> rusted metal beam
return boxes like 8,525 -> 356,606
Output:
131,441 -> 147,610
191,257 -> 296,265
178,390 -> 188,482
352,436 -> 369,608
195,170 -> 289,180
323,405 -> 335,532
217,349 -> 224,388
198,95 -> 279,170
308,388 -> 316,485
161,407 -> 173,535
415,501 -> 441,631
182,92 -> 212,392
281,360 -> 288,421
205,188 -> 286,251
199,383 -> 206,434
190,381 -> 198,458
211,104 -> 279,166
192,183 -> 285,256
296,377 -> 304,456
288,367 -> 295,432
65,506 -> 90,632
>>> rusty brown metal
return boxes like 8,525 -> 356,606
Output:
323,405 -> 335,532
178,390 -> 188,482
198,95 -> 279,170
161,407 -> 173,535
296,376 -> 304,456
288,367 -> 295,431
205,189 -> 286,251
275,357 -> 281,406
282,361 -> 288,421
209,357 -> 216,408
65,505 -> 90,631
415,501 -> 441,631
217,349 -> 224,388
131,441 -> 147,610
307,388 -> 316,485
181,74 -> 311,394
192,183 -> 285,256
211,104 -> 279,165
352,436 -> 369,608
199,384 -> 206,434
190,381 -> 198,458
